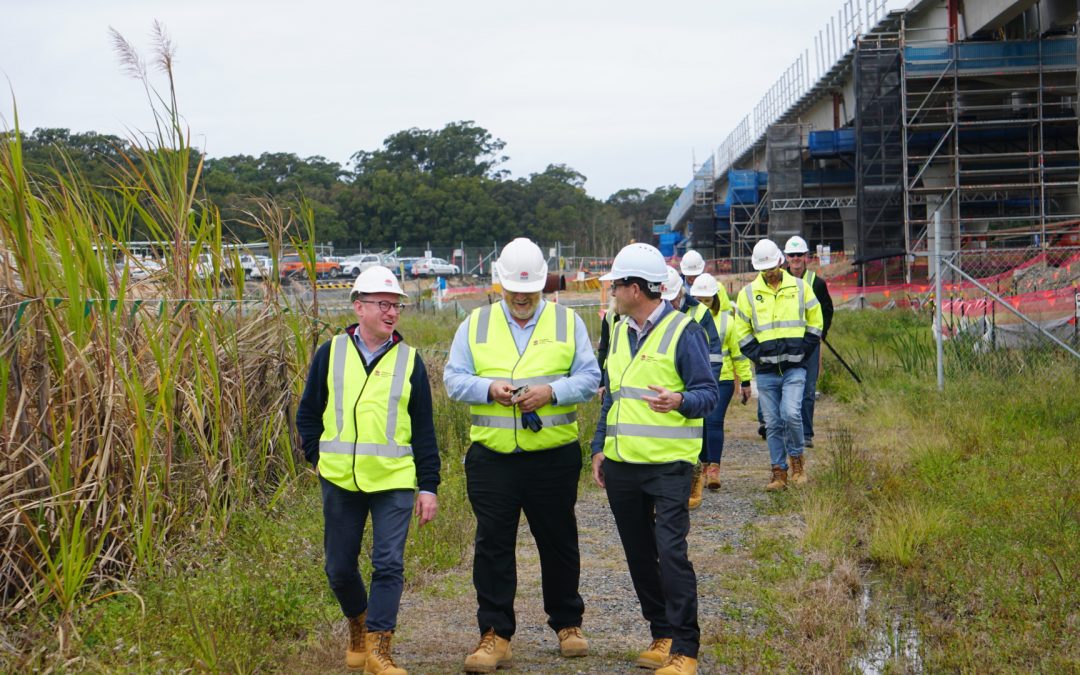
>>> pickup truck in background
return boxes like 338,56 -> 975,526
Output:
279,254 -> 342,279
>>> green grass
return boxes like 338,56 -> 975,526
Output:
803,308 -> 1080,671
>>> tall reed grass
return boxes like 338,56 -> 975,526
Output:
0,28 -> 320,651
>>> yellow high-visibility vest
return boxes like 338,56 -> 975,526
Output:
319,336 -> 417,492
468,302 -> 579,452
733,270 -> 823,366
604,310 -> 702,464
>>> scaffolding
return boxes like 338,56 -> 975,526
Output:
901,17 -> 1080,264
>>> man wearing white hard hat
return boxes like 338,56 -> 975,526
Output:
782,236 -> 833,448
591,243 -> 718,675
296,266 -> 441,674
732,240 -> 823,491
661,265 -> 723,510
680,249 -> 731,311
445,238 -> 600,671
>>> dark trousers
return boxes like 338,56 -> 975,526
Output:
603,458 -> 699,659
700,380 -> 735,463
465,441 -> 584,638
802,343 -> 821,441
321,477 -> 413,631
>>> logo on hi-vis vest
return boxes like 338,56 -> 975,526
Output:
371,368 -> 392,378
638,354 -> 659,362
532,337 -> 553,346
755,294 -> 764,303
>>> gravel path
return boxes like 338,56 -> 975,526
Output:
301,400 -> 809,673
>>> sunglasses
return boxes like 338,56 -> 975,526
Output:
787,253 -> 807,258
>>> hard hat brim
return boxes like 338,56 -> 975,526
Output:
499,277 -> 546,293
752,253 -> 785,271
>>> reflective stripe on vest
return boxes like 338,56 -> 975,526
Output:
319,335 -> 417,492
603,310 -> 702,464
468,302 -> 579,452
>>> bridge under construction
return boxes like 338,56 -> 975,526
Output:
662,0 -> 1080,282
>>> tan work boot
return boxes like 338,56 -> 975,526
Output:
464,629 -> 512,673
636,637 -> 672,669
765,465 -> 788,491
556,626 -> 588,657
364,630 -> 406,675
688,463 -> 705,510
346,612 -> 367,671
790,455 -> 807,485
704,462 -> 721,490
656,653 -> 698,674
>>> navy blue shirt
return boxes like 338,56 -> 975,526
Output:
590,302 -> 719,456
296,325 -> 441,494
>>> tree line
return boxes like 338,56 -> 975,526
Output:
10,122 -> 679,256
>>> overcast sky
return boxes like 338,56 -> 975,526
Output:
2,0 -> 904,198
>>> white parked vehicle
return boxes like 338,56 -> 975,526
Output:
411,257 -> 460,277
240,254 -> 273,279
341,253 -> 398,277
115,256 -> 164,281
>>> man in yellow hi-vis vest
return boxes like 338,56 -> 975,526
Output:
445,238 -> 600,672
296,266 -> 440,675
591,243 -> 719,675
733,239 -> 824,491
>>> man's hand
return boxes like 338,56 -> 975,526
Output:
591,453 -> 606,489
740,385 -> 752,405
514,384 -> 553,413
641,385 -> 684,414
488,380 -> 515,407
415,493 -> 437,527
597,385 -> 606,399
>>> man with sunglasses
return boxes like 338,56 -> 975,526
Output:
444,237 -> 600,672
734,239 -> 823,491
783,236 -> 833,449
591,243 -> 718,675
296,265 -> 441,675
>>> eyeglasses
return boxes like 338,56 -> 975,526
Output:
611,279 -> 632,289
359,300 -> 406,313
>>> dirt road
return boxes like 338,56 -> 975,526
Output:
297,399 -> 839,673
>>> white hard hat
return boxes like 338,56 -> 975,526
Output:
493,237 -> 548,293
689,273 -> 719,298
600,243 -> 668,283
680,250 -> 705,276
784,235 -> 810,254
660,266 -> 683,301
751,239 -> 785,271
352,265 -> 407,297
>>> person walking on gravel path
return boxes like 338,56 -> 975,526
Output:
783,235 -> 833,449
660,265 -> 722,510
444,237 -> 600,672
296,266 -> 441,675
590,243 -> 718,675
733,239 -> 823,491
689,273 -> 753,492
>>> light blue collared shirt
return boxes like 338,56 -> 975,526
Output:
353,331 -> 394,364
444,299 -> 600,405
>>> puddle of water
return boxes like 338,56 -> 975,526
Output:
853,582 -> 924,674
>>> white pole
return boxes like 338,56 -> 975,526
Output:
934,209 -> 945,391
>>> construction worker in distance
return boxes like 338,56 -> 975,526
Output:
444,237 -> 600,672
783,236 -> 834,449
680,249 -> 730,311
689,273 -> 753,491
296,266 -> 441,675
591,243 -> 718,675
733,239 -> 823,491
660,265 -> 723,510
